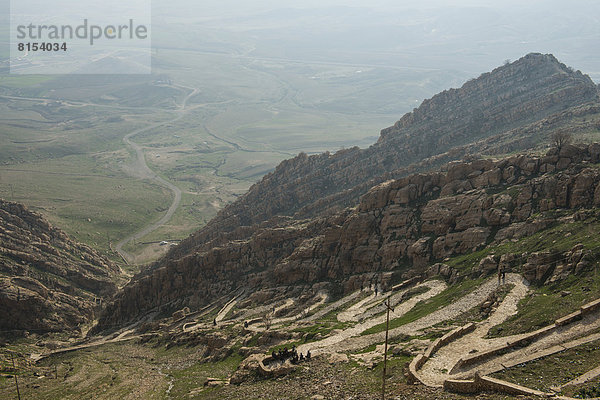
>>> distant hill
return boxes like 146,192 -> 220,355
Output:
0,199 -> 121,335
95,53 -> 600,329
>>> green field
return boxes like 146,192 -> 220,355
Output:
0,156 -> 172,263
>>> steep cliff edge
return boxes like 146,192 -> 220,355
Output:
0,200 -> 121,335
162,53 -> 599,263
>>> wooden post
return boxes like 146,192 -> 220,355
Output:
11,352 -> 21,400
382,296 -> 394,400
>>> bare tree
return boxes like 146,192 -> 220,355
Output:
552,130 -> 573,151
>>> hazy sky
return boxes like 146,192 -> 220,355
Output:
2,0 -> 599,79
147,0 -> 600,80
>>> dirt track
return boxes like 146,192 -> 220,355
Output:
114,86 -> 198,263
298,280 -> 447,356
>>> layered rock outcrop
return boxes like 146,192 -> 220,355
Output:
97,143 -> 600,328
474,243 -> 595,286
0,200 -> 120,334
96,54 -> 600,330
161,53 -> 599,264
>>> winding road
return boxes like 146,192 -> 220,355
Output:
1,87 -> 279,265
297,280 -> 447,356
1,87 -> 198,264
114,87 -> 198,263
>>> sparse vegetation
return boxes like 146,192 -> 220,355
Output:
552,129 -> 573,151
361,279 -> 483,335
492,339 -> 600,392
2,22 -> 600,399
488,273 -> 600,337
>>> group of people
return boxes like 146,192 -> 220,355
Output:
359,273 -> 386,295
271,345 -> 311,364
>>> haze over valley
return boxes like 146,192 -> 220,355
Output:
1,0 -> 599,265
2,2 -> 600,399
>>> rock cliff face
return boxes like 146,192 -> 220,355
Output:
97,143 -> 600,328
0,200 -> 121,335
96,54 -> 600,329
162,53 -> 598,262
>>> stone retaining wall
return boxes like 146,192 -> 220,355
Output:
555,297 -> 600,326
407,354 -> 426,384
424,323 -> 475,359
408,323 -> 476,385
420,297 -> 600,397
555,310 -> 582,326
443,378 -> 479,394
450,324 -> 557,373
258,356 -> 295,378
444,375 -> 548,397
506,324 -> 555,347
581,298 -> 600,315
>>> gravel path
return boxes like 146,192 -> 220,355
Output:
319,274 -> 525,356
471,312 -> 600,378
337,292 -> 380,322
416,274 -> 600,387
298,280 -> 447,355
272,293 -> 328,327
418,274 -> 528,385
244,298 -> 303,332
303,290 -> 366,322
215,294 -> 242,323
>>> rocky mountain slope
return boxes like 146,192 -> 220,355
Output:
96,53 -> 600,329
162,53 -> 599,262
0,200 -> 121,335
97,142 -> 600,328
6,54 -> 600,400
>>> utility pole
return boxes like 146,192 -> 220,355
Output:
382,296 -> 394,400
11,352 -> 21,400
